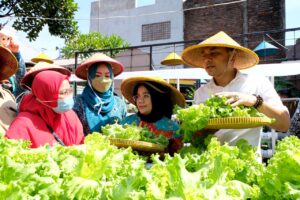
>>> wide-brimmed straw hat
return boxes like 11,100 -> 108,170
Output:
121,76 -> 185,108
75,53 -> 124,80
21,62 -> 71,88
0,46 -> 18,81
31,53 -> 54,64
181,31 -> 259,70
161,52 -> 183,66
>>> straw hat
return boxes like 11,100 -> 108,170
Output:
181,31 -> 259,70
121,76 -> 185,108
75,53 -> 124,80
21,62 -> 71,88
161,52 -> 183,66
0,46 -> 18,81
31,53 -> 54,64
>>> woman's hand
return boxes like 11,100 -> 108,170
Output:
7,38 -> 20,53
216,92 -> 257,107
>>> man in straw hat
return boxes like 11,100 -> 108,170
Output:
181,31 -> 290,152
0,45 -> 18,134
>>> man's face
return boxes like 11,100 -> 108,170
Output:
199,47 -> 232,77
0,33 -> 11,47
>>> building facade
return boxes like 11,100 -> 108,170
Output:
90,0 -> 184,70
183,0 -> 285,50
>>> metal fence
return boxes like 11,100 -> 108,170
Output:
73,27 -> 300,96
75,27 -> 300,69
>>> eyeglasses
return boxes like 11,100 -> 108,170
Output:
132,93 -> 151,102
59,88 -> 73,96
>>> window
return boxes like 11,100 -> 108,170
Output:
136,0 -> 155,8
142,21 -> 171,42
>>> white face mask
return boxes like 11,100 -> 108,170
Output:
91,76 -> 112,93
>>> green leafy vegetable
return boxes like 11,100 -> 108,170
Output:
101,123 -> 169,146
176,95 -> 273,144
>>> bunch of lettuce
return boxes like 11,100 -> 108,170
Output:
206,95 -> 265,118
101,123 -> 169,146
258,136 -> 300,199
146,137 -> 264,199
176,95 -> 271,143
0,134 -> 149,199
3,132 -> 300,199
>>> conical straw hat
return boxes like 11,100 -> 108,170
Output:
0,46 -> 18,81
31,53 -> 54,64
75,53 -> 125,80
121,76 -> 185,108
181,31 -> 259,69
21,62 -> 71,88
161,52 -> 183,66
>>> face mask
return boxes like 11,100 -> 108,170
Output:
53,96 -> 74,113
91,76 -> 112,93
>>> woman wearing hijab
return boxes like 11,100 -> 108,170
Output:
73,53 -> 127,135
121,77 -> 186,154
5,70 -> 84,148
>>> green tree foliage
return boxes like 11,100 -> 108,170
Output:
61,32 -> 130,59
0,0 -> 79,41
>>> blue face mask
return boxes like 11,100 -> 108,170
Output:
53,96 -> 74,113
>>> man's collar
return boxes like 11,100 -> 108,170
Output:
211,70 -> 242,87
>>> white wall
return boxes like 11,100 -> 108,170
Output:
90,0 -> 184,69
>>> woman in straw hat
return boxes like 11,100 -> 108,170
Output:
12,62 -> 72,103
73,53 -> 127,135
0,46 -> 18,134
6,70 -> 84,148
181,31 -> 290,152
121,76 -> 186,154
0,26 -> 26,98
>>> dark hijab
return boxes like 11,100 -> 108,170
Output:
133,81 -> 173,123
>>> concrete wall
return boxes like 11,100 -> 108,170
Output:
91,0 -> 183,45
90,0 -> 184,70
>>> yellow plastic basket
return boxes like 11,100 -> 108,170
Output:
109,138 -> 166,152
205,117 -> 275,129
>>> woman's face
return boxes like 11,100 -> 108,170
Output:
96,63 -> 110,78
0,33 -> 11,47
135,85 -> 152,115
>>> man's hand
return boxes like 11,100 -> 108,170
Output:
216,92 -> 257,107
192,129 -> 218,140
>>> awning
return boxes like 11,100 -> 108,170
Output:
70,61 -> 300,82
114,68 -> 211,80
241,61 -> 300,77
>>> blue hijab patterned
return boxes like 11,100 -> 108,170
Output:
82,62 -> 115,132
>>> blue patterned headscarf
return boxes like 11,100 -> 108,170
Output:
82,62 -> 115,132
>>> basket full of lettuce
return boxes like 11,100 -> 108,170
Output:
176,95 -> 275,143
101,123 -> 169,152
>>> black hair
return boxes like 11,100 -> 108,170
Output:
133,81 -> 173,122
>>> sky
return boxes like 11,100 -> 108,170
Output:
2,0 -> 300,60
